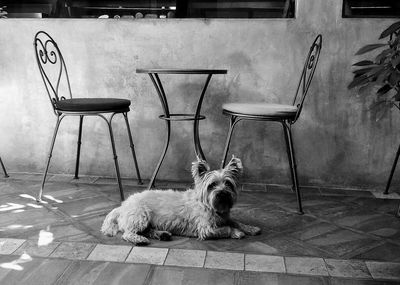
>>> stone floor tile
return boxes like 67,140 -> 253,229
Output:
329,278 -> 400,285
373,192 -> 400,200
237,271 -> 279,285
325,259 -> 372,279
277,273 -> 330,285
70,176 -> 99,184
94,177 -> 143,186
87,244 -> 132,262
7,172 -> 49,182
320,188 -> 373,198
304,228 -> 380,258
150,266 -> 236,285
353,242 -> 400,262
46,175 -> 74,183
243,183 -> 267,191
50,241 -> 95,260
164,248 -> 206,268
56,196 -> 118,217
245,254 -> 285,273
204,251 -> 244,271
0,255 -> 71,285
57,259 -> 150,285
126,247 -> 168,265
0,238 -> 25,254
13,239 -> 60,257
366,261 -> 400,280
285,256 -> 329,276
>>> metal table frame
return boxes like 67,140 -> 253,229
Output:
136,68 -> 227,189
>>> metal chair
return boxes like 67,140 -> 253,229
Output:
0,156 -> 9,177
34,31 -> 142,202
221,34 -> 322,214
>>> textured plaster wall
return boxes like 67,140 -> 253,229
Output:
0,0 -> 398,188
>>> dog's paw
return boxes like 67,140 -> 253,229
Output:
159,231 -> 172,241
230,228 -> 245,239
122,233 -> 150,245
247,226 -> 261,236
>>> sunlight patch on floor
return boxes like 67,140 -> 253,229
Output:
38,228 -> 53,246
0,253 -> 32,271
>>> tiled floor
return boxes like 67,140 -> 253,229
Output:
0,173 -> 400,284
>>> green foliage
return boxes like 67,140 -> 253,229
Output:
348,20 -> 400,107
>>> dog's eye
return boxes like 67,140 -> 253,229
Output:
208,182 -> 217,190
225,181 -> 235,189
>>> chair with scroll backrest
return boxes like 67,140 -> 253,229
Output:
0,156 -> 9,177
34,31 -> 142,202
221,34 -> 322,214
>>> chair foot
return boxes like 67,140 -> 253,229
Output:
282,122 -> 303,214
39,115 -> 63,202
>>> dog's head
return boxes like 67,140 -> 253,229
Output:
192,156 -> 243,216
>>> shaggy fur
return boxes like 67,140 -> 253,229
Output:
101,156 -> 261,245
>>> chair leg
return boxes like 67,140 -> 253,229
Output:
74,115 -> 84,179
38,115 -> 64,202
123,113 -> 143,185
221,116 -> 240,168
384,143 -> 400,195
282,122 -> 303,215
148,119 -> 171,190
101,114 -> 125,201
282,124 -> 295,193
0,156 -> 9,178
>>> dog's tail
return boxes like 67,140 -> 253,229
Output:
101,208 -> 120,236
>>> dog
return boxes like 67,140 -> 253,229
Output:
101,156 -> 261,245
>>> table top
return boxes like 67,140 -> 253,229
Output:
136,68 -> 227,74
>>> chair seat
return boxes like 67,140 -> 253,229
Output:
55,98 -> 131,112
222,103 -> 298,118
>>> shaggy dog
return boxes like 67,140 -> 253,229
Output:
101,156 -> 261,245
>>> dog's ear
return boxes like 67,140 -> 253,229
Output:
192,159 -> 210,182
224,155 -> 243,178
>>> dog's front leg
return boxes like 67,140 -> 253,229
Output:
200,226 -> 245,240
228,220 -> 261,236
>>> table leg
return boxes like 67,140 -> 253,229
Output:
193,74 -> 212,161
193,118 -> 206,161
148,119 -> 171,189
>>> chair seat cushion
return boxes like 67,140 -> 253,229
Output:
55,98 -> 131,112
222,103 -> 298,118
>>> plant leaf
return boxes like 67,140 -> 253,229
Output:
348,74 -> 371,89
356,44 -> 387,55
394,89 -> 400,101
389,72 -> 400,86
391,56 -> 400,68
376,69 -> 389,84
375,48 -> 393,64
352,60 -> 374,66
377,84 -> 392,96
380,21 -> 400,39
353,67 -> 374,75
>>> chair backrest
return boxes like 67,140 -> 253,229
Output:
292,34 -> 322,123
33,31 -> 72,114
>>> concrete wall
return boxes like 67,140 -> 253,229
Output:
0,0 -> 398,189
